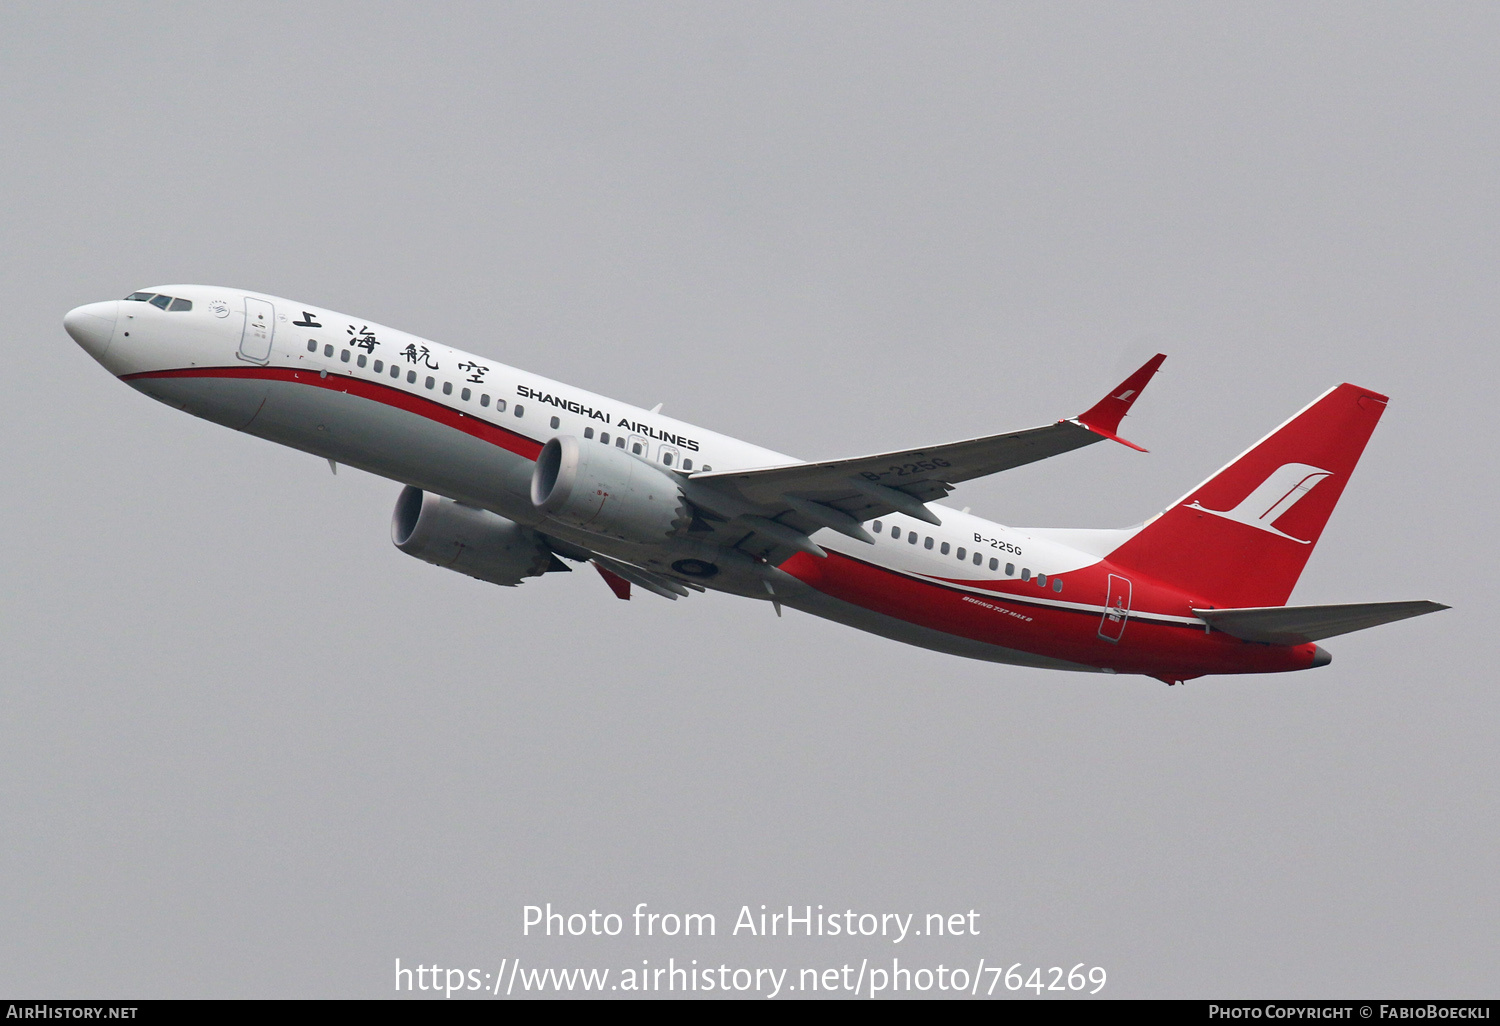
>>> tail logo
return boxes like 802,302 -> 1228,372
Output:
1184,462 -> 1332,544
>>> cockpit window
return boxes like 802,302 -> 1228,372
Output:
124,291 -> 192,311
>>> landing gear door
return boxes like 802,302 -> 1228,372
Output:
238,297 -> 275,364
1098,573 -> 1132,642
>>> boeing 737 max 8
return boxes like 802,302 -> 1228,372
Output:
64,286 -> 1446,684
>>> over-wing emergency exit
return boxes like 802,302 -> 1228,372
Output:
64,287 -> 1446,684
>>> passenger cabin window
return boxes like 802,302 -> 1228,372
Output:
357,354 -> 367,368
340,349 -> 350,362
972,552 -> 982,565
1053,578 -> 1063,593
550,416 -> 560,429
1036,573 -> 1047,588
306,340 -> 316,352
461,387 -> 470,401
989,557 -> 998,571
496,399 -> 506,412
632,442 -> 642,454
956,547 -> 966,560
872,520 -> 883,533
1021,568 -> 1031,581
615,437 -> 625,448
924,536 -> 933,549
407,370 -> 416,383
1006,562 -> 1015,576
391,365 -> 400,379
584,427 -> 594,439
480,394 -> 490,407
892,527 -> 901,541
682,458 -> 692,470
514,404 -> 524,417
324,344 -> 334,357
600,432 -> 610,444
702,465 -> 712,471
940,542 -> 950,555
662,452 -> 673,466
425,376 -> 435,389
443,381 -> 452,395
375,360 -> 383,372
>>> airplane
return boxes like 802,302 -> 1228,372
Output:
63,286 -> 1446,685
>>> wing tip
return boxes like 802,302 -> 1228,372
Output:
1076,353 -> 1167,443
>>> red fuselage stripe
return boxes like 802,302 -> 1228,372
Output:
122,365 -> 544,460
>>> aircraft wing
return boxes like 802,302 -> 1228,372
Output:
683,355 -> 1165,558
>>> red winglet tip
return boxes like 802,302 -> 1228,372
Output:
593,562 -> 632,600
1076,353 -> 1166,440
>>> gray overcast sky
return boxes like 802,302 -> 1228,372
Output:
2,2 -> 1494,998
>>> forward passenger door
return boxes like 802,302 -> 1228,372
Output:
238,298 -> 275,364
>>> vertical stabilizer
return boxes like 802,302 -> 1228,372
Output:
1107,383 -> 1388,608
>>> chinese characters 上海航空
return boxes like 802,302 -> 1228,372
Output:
346,325 -> 379,353
457,361 -> 489,384
401,343 -> 440,370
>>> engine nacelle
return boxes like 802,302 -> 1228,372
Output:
392,486 -> 558,587
530,435 -> 689,544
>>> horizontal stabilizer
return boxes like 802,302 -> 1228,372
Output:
1194,600 -> 1449,645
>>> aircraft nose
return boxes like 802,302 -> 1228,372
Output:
64,301 -> 119,361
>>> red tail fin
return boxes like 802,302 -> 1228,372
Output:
1107,383 -> 1388,607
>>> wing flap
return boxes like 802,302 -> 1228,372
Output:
1194,600 -> 1449,645
590,553 -> 700,600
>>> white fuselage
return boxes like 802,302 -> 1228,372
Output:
79,286 -> 1093,567
66,284 -> 1223,677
